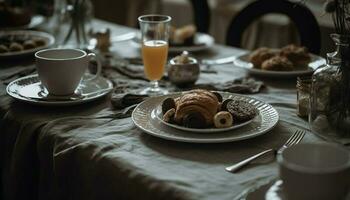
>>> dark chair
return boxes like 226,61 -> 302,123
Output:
189,0 -> 210,33
226,0 -> 321,54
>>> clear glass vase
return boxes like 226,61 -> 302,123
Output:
309,34 -> 350,137
51,0 -> 93,49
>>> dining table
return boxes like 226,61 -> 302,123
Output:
0,19 -> 337,200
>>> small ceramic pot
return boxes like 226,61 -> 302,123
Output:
168,56 -> 200,87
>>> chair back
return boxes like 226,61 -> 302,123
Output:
226,0 -> 321,54
189,0 -> 210,33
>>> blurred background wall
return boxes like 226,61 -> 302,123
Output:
92,0 -> 334,56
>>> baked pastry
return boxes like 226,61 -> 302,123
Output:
162,97 -> 176,114
225,100 -> 256,122
280,44 -> 311,69
0,35 -> 47,54
174,89 -> 219,127
212,91 -> 223,102
214,111 -> 233,128
249,47 -> 276,68
170,25 -> 196,45
0,44 -> 9,53
163,108 -> 175,123
261,56 -> 294,71
183,112 -> 206,128
9,42 -> 23,51
23,40 -> 36,49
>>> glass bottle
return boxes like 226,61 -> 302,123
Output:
296,76 -> 311,118
309,34 -> 350,136
50,0 -> 94,49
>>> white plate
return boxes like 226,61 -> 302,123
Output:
0,30 -> 55,58
132,92 -> 279,143
234,52 -> 326,78
155,104 -> 254,133
1,15 -> 45,30
6,74 -> 113,106
132,33 -> 214,53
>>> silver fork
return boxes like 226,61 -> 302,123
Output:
225,130 -> 305,173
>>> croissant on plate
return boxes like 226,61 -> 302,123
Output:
174,90 -> 220,128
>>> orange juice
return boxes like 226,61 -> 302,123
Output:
141,40 -> 168,81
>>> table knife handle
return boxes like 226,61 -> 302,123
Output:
225,149 -> 274,173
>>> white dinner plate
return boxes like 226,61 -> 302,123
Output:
6,74 -> 113,106
1,15 -> 45,30
131,33 -> 214,53
234,52 -> 326,78
155,105 -> 254,133
132,92 -> 279,143
0,30 -> 55,59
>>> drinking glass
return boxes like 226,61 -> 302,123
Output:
138,14 -> 171,95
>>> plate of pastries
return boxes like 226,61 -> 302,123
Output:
0,30 -> 55,58
132,89 -> 279,143
234,45 -> 326,77
157,90 -> 256,133
133,24 -> 214,53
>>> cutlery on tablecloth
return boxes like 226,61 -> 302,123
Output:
225,130 -> 305,173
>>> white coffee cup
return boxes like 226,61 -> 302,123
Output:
35,48 -> 101,96
278,143 -> 350,200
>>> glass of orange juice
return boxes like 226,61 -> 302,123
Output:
138,14 -> 171,95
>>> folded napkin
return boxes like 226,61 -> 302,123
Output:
190,77 -> 264,94
104,64 -> 148,81
111,93 -> 148,109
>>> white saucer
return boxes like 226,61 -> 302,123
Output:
6,74 -> 113,106
234,179 -> 285,200
237,179 -> 350,200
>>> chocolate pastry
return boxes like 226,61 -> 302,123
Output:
212,91 -> 223,102
183,112 -> 206,128
213,111 -> 233,128
261,56 -> 294,71
280,44 -> 311,69
174,89 -> 219,126
221,99 -> 233,111
249,47 -> 276,68
226,100 -> 256,122
162,97 -> 176,114
170,25 -> 196,46
163,108 -> 176,123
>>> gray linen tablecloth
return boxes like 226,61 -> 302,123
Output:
0,21 -> 327,200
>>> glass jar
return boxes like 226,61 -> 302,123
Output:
309,34 -> 350,136
50,0 -> 94,48
296,76 -> 311,118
